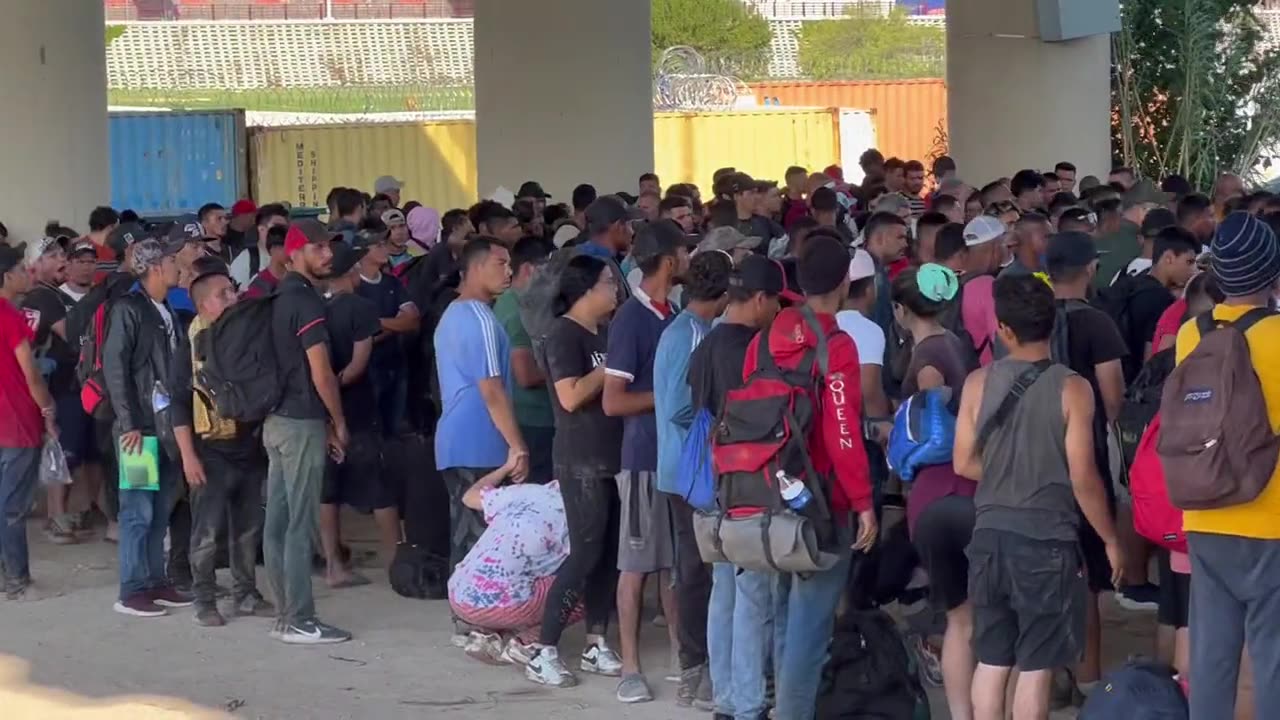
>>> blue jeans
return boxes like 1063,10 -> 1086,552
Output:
117,453 -> 181,599
731,568 -> 782,720
708,563 -> 736,715
774,524 -> 854,720
0,446 -> 39,583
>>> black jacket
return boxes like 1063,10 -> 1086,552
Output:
102,290 -> 187,454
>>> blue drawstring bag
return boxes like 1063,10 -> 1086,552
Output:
676,408 -> 717,511
887,388 -> 956,482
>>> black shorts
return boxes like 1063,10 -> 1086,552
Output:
913,494 -> 975,612
1157,551 -> 1190,629
968,529 -> 1087,671
55,392 -> 97,469
322,431 -> 396,511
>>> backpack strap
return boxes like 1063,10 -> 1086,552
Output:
1196,307 -> 1276,337
976,359 -> 1053,451
799,305 -> 830,377
248,246 -> 261,279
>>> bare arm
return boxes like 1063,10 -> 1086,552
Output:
552,366 -> 606,413
337,338 -> 373,387
461,459 -> 517,511
859,364 -> 891,419
305,343 -> 345,431
952,369 -> 987,481
602,374 -> 655,417
1063,375 -> 1118,545
1094,358 -> 1125,422
379,304 -> 420,334
478,377 -> 526,453
14,339 -> 54,415
511,347 -> 546,389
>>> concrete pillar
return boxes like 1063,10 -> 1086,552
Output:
474,0 -> 654,201
946,0 -> 1111,186
0,1 -> 109,243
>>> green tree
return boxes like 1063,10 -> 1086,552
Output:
1113,0 -> 1280,188
651,0 -> 773,78
796,8 -> 945,81
105,25 -> 127,47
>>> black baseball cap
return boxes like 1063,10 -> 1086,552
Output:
108,222 -> 146,257
584,196 -> 641,232
0,244 -> 23,275
517,181 -> 551,199
730,255 -> 785,295
715,172 -> 758,198
1058,206 -> 1097,227
330,242 -> 368,276
1046,231 -> 1105,270
631,219 -> 688,265
68,239 -> 97,259
1141,207 -> 1177,237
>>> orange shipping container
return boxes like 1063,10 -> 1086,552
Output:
749,79 -> 948,167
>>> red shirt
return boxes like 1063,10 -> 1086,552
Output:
742,307 -> 872,515
1152,297 -> 1187,354
242,268 -> 279,299
0,298 -> 42,448
887,257 -> 911,281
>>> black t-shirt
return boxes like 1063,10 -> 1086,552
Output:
543,316 -> 622,475
688,322 -> 757,416
355,273 -> 412,375
271,272 -> 331,419
326,293 -> 382,432
21,283 -> 77,395
1062,302 -> 1128,472
1121,274 -> 1175,378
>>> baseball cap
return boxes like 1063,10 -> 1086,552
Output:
716,172 -> 758,198
517,181 -> 551,199
380,208 -> 406,227
1140,207 -> 1177,237
68,239 -> 97,259
284,218 -> 340,255
231,199 -> 258,217
330,242 -> 368,277
0,245 -> 24,276
697,226 -> 759,254
167,217 -> 206,245
847,248 -> 876,282
631,220 -> 688,266
374,175 -> 404,194
1058,206 -> 1097,228
131,237 -> 183,274
730,255 -> 785,296
107,222 -> 146,257
1046,231 -> 1104,270
23,236 -> 62,266
963,216 -> 1006,246
584,196 -> 641,232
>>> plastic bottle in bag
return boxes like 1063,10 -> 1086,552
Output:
41,437 -> 72,486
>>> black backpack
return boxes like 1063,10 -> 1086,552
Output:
816,609 -> 931,720
388,542 -> 449,600
1095,271 -> 1161,381
1049,299 -> 1093,366
1115,347 -> 1176,485
193,295 -> 282,422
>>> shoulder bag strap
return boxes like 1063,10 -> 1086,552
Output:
975,359 -> 1053,452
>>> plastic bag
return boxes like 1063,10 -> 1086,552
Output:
41,437 -> 72,486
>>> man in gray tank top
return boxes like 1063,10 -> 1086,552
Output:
951,274 -> 1126,720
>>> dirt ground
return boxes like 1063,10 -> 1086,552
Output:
0,516 -> 1157,719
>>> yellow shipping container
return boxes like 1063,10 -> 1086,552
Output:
653,108 -> 841,189
249,109 -> 840,210
249,121 -> 478,211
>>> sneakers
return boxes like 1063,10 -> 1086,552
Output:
150,585 -> 194,608
268,619 -> 285,640
44,517 -> 80,545
503,637 -> 537,666
278,618 -> 352,645
463,632 -> 511,665
194,605 -> 226,627
4,576 -> 32,601
580,641 -> 623,677
525,646 -> 577,688
232,593 -> 276,618
908,633 -> 944,688
114,593 -> 167,617
677,665 -> 704,707
450,632 -> 470,649
1116,582 -> 1160,612
616,672 -> 654,703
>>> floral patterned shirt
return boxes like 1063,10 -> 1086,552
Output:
447,482 -> 569,610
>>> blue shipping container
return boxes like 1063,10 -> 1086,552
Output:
109,110 -> 248,218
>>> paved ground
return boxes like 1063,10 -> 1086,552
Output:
0,516 -> 1157,719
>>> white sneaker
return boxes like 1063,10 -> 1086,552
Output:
450,632 -> 470,649
503,637 -> 537,666
463,631 -> 510,665
526,646 -> 578,687
581,640 -> 623,677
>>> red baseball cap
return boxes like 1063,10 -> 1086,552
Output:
231,199 -> 258,216
284,219 -> 338,255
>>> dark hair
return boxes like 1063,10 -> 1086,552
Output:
684,250 -> 732,302
932,155 -> 956,176
1092,197 -> 1123,220
459,235 -> 503,273
472,200 -> 515,230
265,224 -> 289,249
198,203 -> 225,223
932,194 -> 959,214
994,274 -> 1056,343
1153,226 -> 1200,264
848,276 -> 875,301
572,183 -> 598,212
334,188 -> 365,218
884,157 -> 905,173
979,181 -> 1006,205
543,203 -> 570,227
89,206 -> 120,232
441,208 -> 470,239
511,235 -> 551,275
1110,166 -> 1135,179
403,201 -> 423,214
1176,193 -> 1212,224
904,160 -> 925,174
934,223 -> 968,262
1161,174 -> 1193,198
370,192 -> 393,208
1011,169 -> 1045,197
863,211 -> 907,243
785,165 -> 808,178
1108,181 -> 1129,194
553,254 -> 609,317
639,172 -> 659,184
1043,172 -> 1060,183
1054,161 -> 1077,174
810,186 -> 839,213
917,211 -> 949,233
1185,271 -> 1225,307
859,148 -> 885,168
659,195 -> 690,214
512,198 -> 539,224
1047,192 -> 1079,217
325,186 -> 345,210
707,200 -> 738,229
359,217 -> 388,235
891,266 -> 948,319
255,203 -> 289,227
119,209 -> 140,224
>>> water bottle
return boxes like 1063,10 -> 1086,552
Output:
776,470 -> 813,511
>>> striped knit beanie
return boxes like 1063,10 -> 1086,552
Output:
1211,211 -> 1280,297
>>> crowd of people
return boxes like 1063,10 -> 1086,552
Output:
0,152 -> 1277,720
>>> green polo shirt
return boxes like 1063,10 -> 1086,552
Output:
493,288 -> 555,428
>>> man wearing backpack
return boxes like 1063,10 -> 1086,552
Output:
738,233 -> 877,719
228,203 -> 289,290
103,238 -> 194,618
934,217 -> 1003,366
952,273 -> 1125,720
1111,226 -> 1198,380
1168,212 -> 1280,719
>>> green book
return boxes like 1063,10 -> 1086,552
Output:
118,436 -> 160,491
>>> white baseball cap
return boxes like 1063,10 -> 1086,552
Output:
848,248 -> 876,282
963,216 -> 1006,247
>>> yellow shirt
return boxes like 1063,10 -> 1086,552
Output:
1175,304 -> 1280,538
